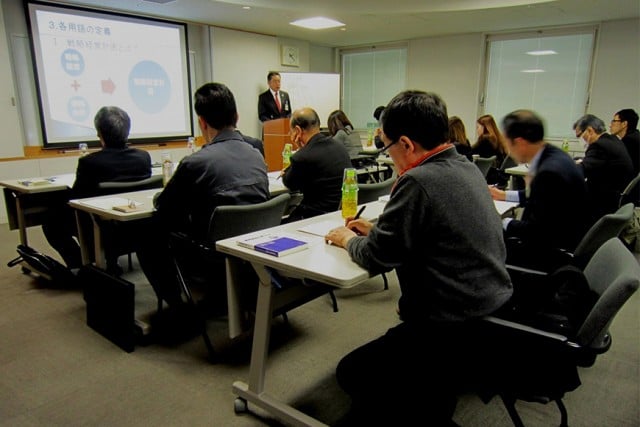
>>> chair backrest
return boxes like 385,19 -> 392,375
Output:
577,238 -> 640,351
283,192 -> 304,219
97,175 -> 163,196
358,177 -> 395,204
473,155 -> 496,178
572,203 -> 635,268
207,193 -> 291,243
619,172 -> 640,207
498,155 -> 517,171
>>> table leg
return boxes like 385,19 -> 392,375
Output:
15,195 -> 28,246
231,263 -> 329,427
90,214 -> 106,269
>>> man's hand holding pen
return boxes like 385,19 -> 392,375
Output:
325,206 -> 372,248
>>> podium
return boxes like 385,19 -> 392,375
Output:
262,118 -> 290,172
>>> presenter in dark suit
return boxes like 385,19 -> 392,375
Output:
489,110 -> 589,272
258,71 -> 291,122
42,106 -> 152,270
574,114 -> 634,222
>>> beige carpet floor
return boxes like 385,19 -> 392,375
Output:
0,224 -> 638,426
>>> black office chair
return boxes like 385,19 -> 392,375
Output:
507,203 -> 635,276
618,173 -> 640,250
282,192 -> 304,221
496,156 -> 521,190
357,177 -> 395,204
619,172 -> 640,208
92,175 -> 164,273
168,193 -> 339,359
473,155 -> 497,179
97,175 -> 163,195
476,237 -> 640,427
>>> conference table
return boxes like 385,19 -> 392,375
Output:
504,164 -> 529,176
68,174 -> 288,269
215,197 -> 519,427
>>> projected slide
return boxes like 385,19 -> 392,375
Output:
28,3 -> 192,147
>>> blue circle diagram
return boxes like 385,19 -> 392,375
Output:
61,49 -> 85,77
128,60 -> 171,114
67,96 -> 90,122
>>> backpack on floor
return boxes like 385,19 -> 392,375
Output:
8,244 -> 75,286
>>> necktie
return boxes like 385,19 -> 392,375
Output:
275,92 -> 281,112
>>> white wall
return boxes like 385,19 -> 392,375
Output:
590,19 -> 640,120
407,33 -> 485,141
209,28 -> 314,140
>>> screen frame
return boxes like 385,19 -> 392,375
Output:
25,0 -> 193,149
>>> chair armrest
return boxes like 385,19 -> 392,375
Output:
506,263 -> 549,276
482,315 -> 569,343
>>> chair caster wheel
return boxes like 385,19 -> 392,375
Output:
234,397 -> 248,414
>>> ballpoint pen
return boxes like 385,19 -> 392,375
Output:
353,205 -> 366,220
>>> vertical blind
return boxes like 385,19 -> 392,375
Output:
341,47 -> 407,129
484,29 -> 595,139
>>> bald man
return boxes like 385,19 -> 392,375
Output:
282,107 -> 352,221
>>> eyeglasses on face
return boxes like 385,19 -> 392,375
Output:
378,138 -> 399,154
611,119 -> 622,123
576,128 -> 586,139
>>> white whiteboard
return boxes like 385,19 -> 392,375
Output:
280,72 -> 340,127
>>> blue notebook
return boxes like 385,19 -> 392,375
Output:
237,234 -> 308,257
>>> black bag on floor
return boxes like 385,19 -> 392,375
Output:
8,244 -> 75,286
80,264 -> 135,352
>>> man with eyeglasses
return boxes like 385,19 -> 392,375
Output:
573,114 -> 634,223
325,90 -> 512,425
610,109 -> 639,176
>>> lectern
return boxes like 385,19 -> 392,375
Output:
262,118 -> 290,172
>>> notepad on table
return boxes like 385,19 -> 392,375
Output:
237,234 -> 308,257
19,179 -> 52,187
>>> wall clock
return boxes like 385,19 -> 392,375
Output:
281,45 -> 300,67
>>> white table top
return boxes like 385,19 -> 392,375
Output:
216,201 -> 386,289
504,164 -> 529,176
69,188 -> 160,221
216,196 -> 513,288
0,173 -> 76,194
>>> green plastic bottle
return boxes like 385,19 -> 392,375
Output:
341,168 -> 358,219
282,143 -> 292,170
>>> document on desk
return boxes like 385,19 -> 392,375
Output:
494,200 -> 519,216
79,197 -> 138,210
297,219 -> 345,237
51,174 -> 76,188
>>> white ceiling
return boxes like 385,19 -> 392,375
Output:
56,0 -> 640,47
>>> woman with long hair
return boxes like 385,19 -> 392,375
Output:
448,116 -> 472,161
328,110 -> 362,158
472,114 -> 508,183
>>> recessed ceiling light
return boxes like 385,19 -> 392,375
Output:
521,69 -> 545,73
526,50 -> 558,56
242,6 -> 250,10
290,17 -> 345,30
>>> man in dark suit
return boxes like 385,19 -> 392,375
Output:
42,106 -> 152,270
489,110 -> 589,272
574,114 -> 634,222
610,108 -> 639,176
282,107 -> 352,221
257,71 -> 291,122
